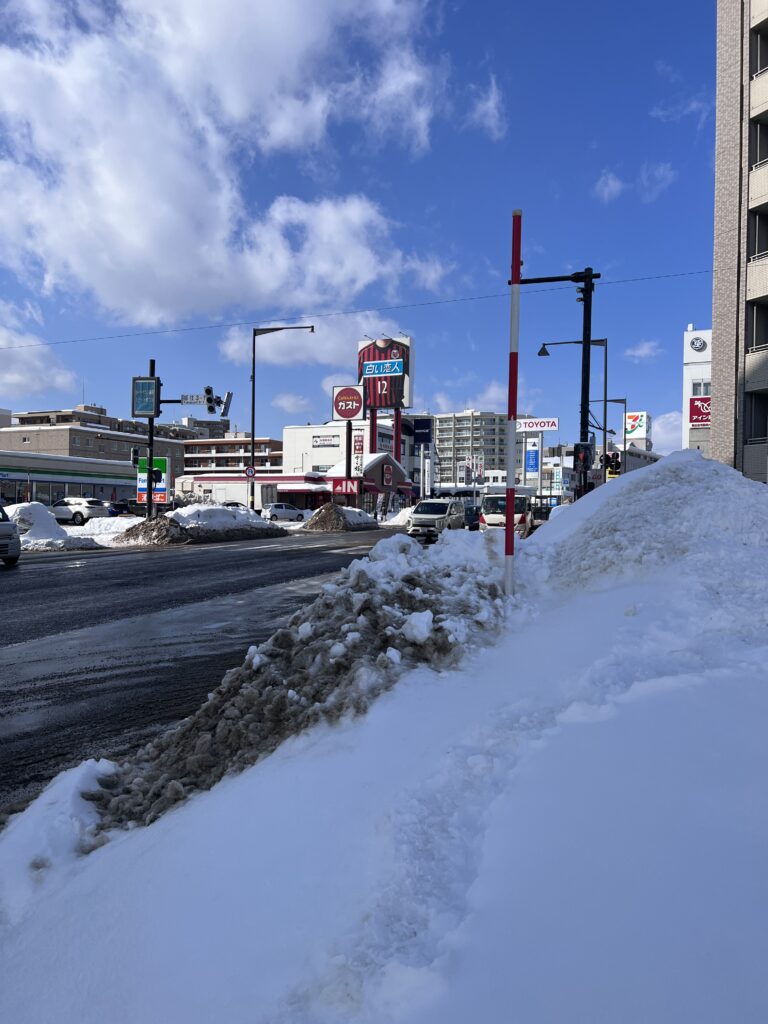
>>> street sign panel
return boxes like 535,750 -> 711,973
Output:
332,385 -> 365,420
132,377 -> 160,418
517,417 -> 559,432
413,417 -> 433,446
180,394 -> 208,405
245,466 -> 256,479
383,464 -> 393,487
137,456 -> 168,504
332,478 -> 359,495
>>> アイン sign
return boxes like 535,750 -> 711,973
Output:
689,396 -> 711,426
332,479 -> 359,495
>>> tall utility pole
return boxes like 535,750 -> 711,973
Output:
505,210 -> 522,597
577,269 -> 596,497
147,358 -> 156,521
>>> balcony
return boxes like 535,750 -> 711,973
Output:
752,68 -> 768,122
753,0 -> 768,30
746,345 -> 768,391
750,161 -> 768,212
747,254 -> 768,299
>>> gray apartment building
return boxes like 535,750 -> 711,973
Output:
432,410 -> 524,487
711,0 -> 768,480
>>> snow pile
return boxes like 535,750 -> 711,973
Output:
115,516 -> 188,546
63,515 -> 143,545
5,502 -> 100,551
4,452 -> 768,1024
166,503 -> 286,541
304,501 -> 379,532
88,531 -> 503,828
382,506 -> 413,527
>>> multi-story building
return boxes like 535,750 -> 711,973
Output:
682,325 -> 712,455
432,409 -> 525,487
183,434 -> 282,475
711,0 -> 768,480
0,404 -> 196,485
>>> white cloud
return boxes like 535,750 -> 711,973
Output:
0,1 -> 449,326
271,392 -> 311,414
468,380 -> 507,410
220,312 -> 405,368
321,370 -> 354,396
466,74 -> 507,141
637,161 -> 677,202
432,391 -> 453,413
593,170 -> 627,203
654,60 -> 682,83
624,339 -> 662,362
0,328 -> 76,398
650,95 -> 711,131
652,410 -> 683,455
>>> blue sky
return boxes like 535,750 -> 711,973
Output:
0,0 -> 715,453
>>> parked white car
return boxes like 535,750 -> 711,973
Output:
51,497 -> 112,526
0,504 -> 21,567
261,502 -> 305,523
406,499 -> 465,543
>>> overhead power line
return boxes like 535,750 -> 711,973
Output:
4,268 -> 713,352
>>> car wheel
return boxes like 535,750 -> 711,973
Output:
2,556 -> 19,567
71,512 -> 84,526
270,514 -> 278,521
296,514 -> 303,522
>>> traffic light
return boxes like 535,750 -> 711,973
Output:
131,447 -> 140,467
152,468 -> 162,484
204,385 -> 216,414
573,442 -> 594,469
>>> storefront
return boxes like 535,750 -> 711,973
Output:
0,451 -> 136,506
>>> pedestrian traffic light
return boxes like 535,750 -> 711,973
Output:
573,442 -> 594,469
204,385 -> 216,414
131,447 -> 140,467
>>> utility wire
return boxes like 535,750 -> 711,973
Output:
4,268 -> 714,352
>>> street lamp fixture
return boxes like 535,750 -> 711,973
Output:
249,324 -> 315,510
538,338 -> 609,485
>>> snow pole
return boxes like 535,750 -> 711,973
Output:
505,210 -> 522,596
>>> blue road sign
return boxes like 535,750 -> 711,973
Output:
525,449 -> 539,473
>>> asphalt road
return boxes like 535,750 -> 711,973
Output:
0,529 -> 387,817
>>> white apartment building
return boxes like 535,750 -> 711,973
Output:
433,409 -> 525,487
681,324 -> 712,455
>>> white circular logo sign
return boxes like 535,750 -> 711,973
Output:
690,336 -> 707,353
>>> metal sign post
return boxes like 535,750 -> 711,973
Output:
505,211 -> 522,597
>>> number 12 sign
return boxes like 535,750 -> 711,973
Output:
332,385 -> 365,420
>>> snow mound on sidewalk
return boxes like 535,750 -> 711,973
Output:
523,450 -> 768,590
5,502 -> 101,551
63,516 -> 143,545
304,502 -> 379,532
89,531 -> 503,829
166,503 -> 286,541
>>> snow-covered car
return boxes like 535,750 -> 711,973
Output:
406,499 -> 465,542
51,497 -> 112,526
261,502 -> 305,522
479,494 -> 534,537
0,503 -> 21,567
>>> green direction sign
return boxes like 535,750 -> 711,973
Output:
136,456 -> 168,504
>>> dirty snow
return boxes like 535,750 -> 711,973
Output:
1,452 -> 766,1024
382,506 -> 413,527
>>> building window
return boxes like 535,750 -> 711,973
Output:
692,380 -> 711,397
752,122 -> 768,167
72,436 -> 80,446
748,302 -> 768,349
21,435 -> 30,444
749,211 -> 768,260
753,29 -> 768,78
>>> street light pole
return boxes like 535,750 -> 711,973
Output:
250,325 -> 315,510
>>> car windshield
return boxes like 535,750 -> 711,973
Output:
514,497 -> 528,514
413,502 -> 449,515
482,497 -> 505,514
0,505 -> 8,522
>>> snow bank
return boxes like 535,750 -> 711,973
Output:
63,515 -> 143,545
304,501 -> 379,532
88,530 -> 503,828
5,502 -> 100,551
382,506 -> 413,527
3,452 -> 768,1024
166,503 -> 287,541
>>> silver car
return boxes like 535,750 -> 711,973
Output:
51,497 -> 112,526
0,504 -> 21,567
261,502 -> 305,523
406,499 -> 465,543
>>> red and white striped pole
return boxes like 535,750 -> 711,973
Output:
505,210 -> 522,596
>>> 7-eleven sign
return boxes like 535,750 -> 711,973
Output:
332,479 -> 359,495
